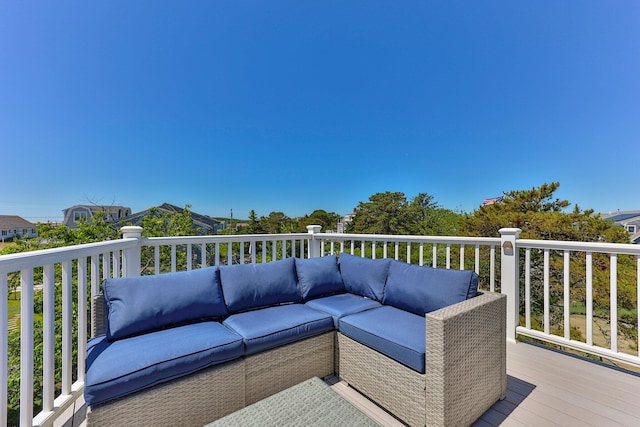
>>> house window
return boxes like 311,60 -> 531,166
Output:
74,211 -> 88,222
627,225 -> 637,233
22,229 -> 27,234
1,230 -> 6,236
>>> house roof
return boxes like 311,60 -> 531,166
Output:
122,203 -> 223,230
62,205 -> 130,215
0,215 -> 37,230
601,210 -> 640,223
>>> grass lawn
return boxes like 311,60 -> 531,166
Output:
8,298 -> 20,318
571,301 -> 637,318
7,298 -> 21,331
7,294 -> 45,331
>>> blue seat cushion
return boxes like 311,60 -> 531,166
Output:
305,293 -> 381,327
295,255 -> 345,300
85,322 -> 243,406
220,258 -> 302,313
338,253 -> 391,301
382,260 -> 479,315
103,267 -> 227,340
223,304 -> 334,355
339,306 -> 426,373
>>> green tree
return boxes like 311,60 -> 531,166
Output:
297,210 -> 341,232
260,212 -> 291,234
33,222 -> 76,246
140,205 -> 194,238
347,191 -> 408,235
460,182 -> 635,343
245,210 -> 265,234
404,193 -> 461,236
139,205 -> 196,273
347,191 -> 458,236
460,182 -> 629,242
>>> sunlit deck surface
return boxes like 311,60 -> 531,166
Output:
72,341 -> 640,427
332,340 -> 640,427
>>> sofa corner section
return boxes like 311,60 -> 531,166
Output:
424,292 -> 507,427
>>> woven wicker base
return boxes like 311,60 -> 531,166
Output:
245,332 -> 335,404
424,292 -> 506,427
338,292 -> 507,427
86,359 -> 245,427
338,333 -> 426,427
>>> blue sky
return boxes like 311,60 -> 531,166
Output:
2,2 -> 639,222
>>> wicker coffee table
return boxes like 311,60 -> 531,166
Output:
205,377 -> 381,426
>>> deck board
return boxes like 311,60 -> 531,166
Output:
332,340 -> 640,426
73,340 -> 640,426
503,341 -> 640,426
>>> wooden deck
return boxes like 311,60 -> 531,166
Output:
71,340 -> 640,427
330,340 -> 640,426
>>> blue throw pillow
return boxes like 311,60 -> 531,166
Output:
219,257 -> 301,313
338,253 -> 391,301
295,255 -> 345,300
382,260 -> 479,316
103,266 -> 227,341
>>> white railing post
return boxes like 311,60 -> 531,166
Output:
306,225 -> 322,258
121,226 -> 143,277
19,269 -> 34,427
1,274 -> 8,427
500,228 -> 521,343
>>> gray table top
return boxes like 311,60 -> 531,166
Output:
205,377 -> 382,426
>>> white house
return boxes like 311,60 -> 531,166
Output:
0,215 -> 38,241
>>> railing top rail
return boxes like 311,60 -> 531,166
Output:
143,233 -> 311,246
0,238 -> 139,274
517,238 -> 640,255
315,233 -> 501,245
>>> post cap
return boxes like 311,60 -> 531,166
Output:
306,225 -> 322,234
121,226 -> 143,239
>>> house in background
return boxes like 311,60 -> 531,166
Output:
62,205 -> 132,230
337,212 -> 356,233
0,215 -> 38,241
601,210 -> 640,244
122,203 -> 226,235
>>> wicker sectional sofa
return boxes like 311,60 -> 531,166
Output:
85,253 -> 506,427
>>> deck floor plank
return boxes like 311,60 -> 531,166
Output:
333,340 -> 640,427
505,341 -> 640,426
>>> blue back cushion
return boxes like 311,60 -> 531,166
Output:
338,253 -> 391,302
295,255 -> 345,300
382,260 -> 479,315
103,267 -> 227,341
219,257 -> 301,313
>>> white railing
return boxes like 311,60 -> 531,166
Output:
1,225 -> 639,426
140,232 -> 311,274
515,237 -> 640,367
0,235 -> 141,427
311,230 -> 501,291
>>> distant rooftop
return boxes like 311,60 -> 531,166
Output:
600,210 -> 640,222
0,215 -> 36,229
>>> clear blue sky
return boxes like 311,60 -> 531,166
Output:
2,1 -> 639,222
